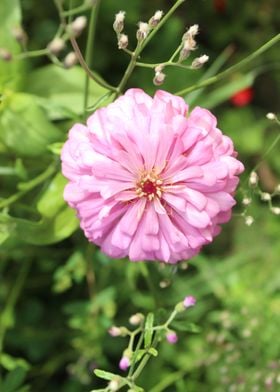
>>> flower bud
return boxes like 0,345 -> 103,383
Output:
179,37 -> 197,62
166,331 -> 178,344
71,16 -> 87,36
113,11 -> 125,33
266,112 -> 276,120
249,171 -> 258,186
108,378 -> 120,391
108,326 -> 122,336
47,37 -> 65,55
63,52 -> 78,68
118,34 -> 128,50
136,22 -> 150,42
129,313 -> 144,325
183,295 -> 196,308
119,356 -> 130,371
242,197 -> 252,206
12,26 -> 28,45
245,215 -> 254,226
260,192 -> 271,201
191,54 -> 209,69
153,70 -> 166,86
149,10 -> 163,28
271,207 -> 280,215
0,48 -> 12,61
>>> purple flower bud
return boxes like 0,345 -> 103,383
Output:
183,295 -> 196,308
119,356 -> 130,371
166,331 -> 178,344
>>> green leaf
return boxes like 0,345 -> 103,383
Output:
170,321 -> 201,333
0,93 -> 63,157
148,347 -> 158,356
195,72 -> 256,109
94,369 -> 118,381
25,65 -> 111,119
0,354 -> 30,371
0,0 -> 23,89
1,367 -> 27,392
144,313 -> 154,348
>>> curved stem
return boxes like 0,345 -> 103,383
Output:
175,33 -> 280,96
116,0 -> 186,95
84,0 -> 101,115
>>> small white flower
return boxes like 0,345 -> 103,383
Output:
266,112 -> 276,120
245,216 -> 254,226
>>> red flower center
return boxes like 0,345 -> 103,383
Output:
136,172 -> 163,201
142,180 -> 157,195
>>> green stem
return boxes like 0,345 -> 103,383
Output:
116,0 -> 186,95
131,334 -> 160,382
62,2 -> 92,17
83,0 -> 101,115
0,163 -> 56,209
175,33 -> 280,96
15,48 -> 49,59
136,60 -> 191,71
0,259 -> 32,359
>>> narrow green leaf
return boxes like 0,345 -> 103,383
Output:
170,321 -> 201,333
94,369 -> 118,381
2,367 -> 27,392
144,312 -> 154,348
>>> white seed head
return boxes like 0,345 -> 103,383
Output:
179,36 -> 197,62
249,171 -> 258,186
63,51 -> 78,68
266,112 -> 276,120
191,54 -> 209,69
271,206 -> 280,215
242,197 -> 252,206
260,192 -> 271,201
245,215 -> 254,226
47,37 -> 65,55
113,11 -> 126,33
149,10 -> 163,27
71,16 -> 87,35
118,33 -> 128,49
136,22 -> 150,41
183,24 -> 199,41
153,71 -> 166,86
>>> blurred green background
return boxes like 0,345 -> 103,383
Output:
0,0 -> 280,391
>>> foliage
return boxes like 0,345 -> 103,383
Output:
0,0 -> 279,391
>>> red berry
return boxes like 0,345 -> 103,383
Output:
213,0 -> 227,13
230,87 -> 254,107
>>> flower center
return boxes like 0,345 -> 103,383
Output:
136,173 -> 163,201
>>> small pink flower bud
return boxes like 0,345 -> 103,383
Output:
47,37 -> 65,55
71,16 -> 87,35
153,71 -> 166,86
136,22 -> 150,41
12,26 -> 28,45
149,10 -> 163,27
64,52 -> 78,68
183,295 -> 196,308
118,34 -> 128,50
166,331 -> 178,344
113,11 -> 125,33
0,48 -> 12,61
129,313 -> 144,325
108,326 -> 122,336
191,54 -> 209,69
119,356 -> 130,371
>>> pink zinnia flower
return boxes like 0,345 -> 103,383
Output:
61,89 -> 244,263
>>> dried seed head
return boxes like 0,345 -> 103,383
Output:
179,36 -> 197,62
149,10 -> 163,27
117,33 -> 128,49
191,54 -> 209,69
47,37 -> 65,55
113,11 -> 125,33
0,48 -> 12,61
63,52 -> 78,68
153,70 -> 166,86
71,16 -> 87,35
136,22 -> 150,41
